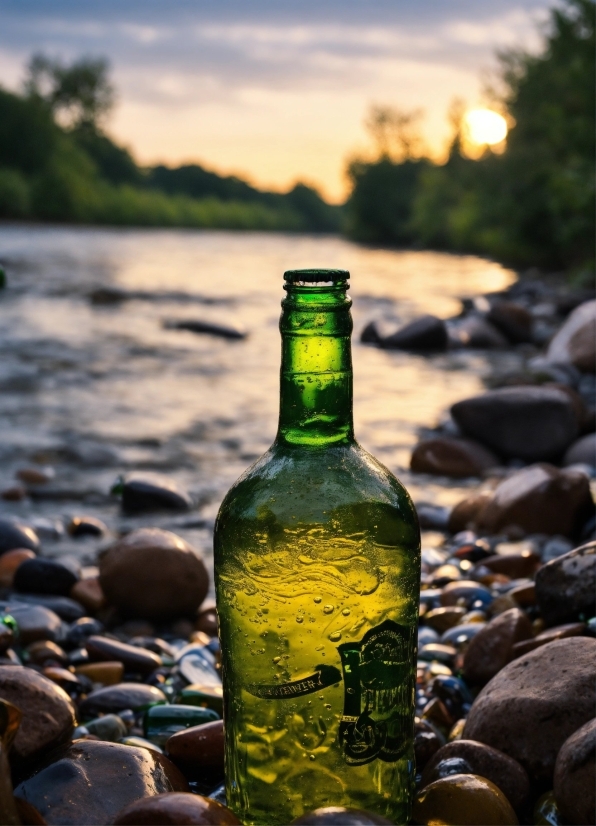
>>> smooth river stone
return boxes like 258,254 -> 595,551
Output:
3,604 -> 63,644
113,792 -> 241,825
478,552 -> 540,579
421,740 -> 530,813
70,577 -> 106,613
511,622 -> 586,658
413,773 -> 518,825
26,640 -> 68,666
535,541 -> 595,626
86,635 -> 161,676
553,718 -> 596,826
424,607 -> 467,633
14,558 -> 78,597
463,638 -> 596,784
165,720 -> 224,778
440,581 -> 492,609
78,683 -> 167,719
9,594 -> 84,622
99,528 -> 209,622
462,608 -> 533,685
75,661 -> 124,685
118,472 -> 192,515
14,740 -> 189,825
0,550 -> 36,588
0,520 -> 40,555
67,516 -> 107,537
0,665 -> 75,764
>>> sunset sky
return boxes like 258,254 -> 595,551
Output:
0,1 -> 554,201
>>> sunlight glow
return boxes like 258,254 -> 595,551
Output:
464,108 -> 508,146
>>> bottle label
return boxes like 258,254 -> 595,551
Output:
247,664 -> 342,699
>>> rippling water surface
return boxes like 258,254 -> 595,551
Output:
0,225 -> 516,574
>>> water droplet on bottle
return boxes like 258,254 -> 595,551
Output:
324,704 -> 332,710
313,596 -> 322,604
329,631 -> 342,642
309,754 -> 316,761
273,656 -> 281,664
342,608 -> 350,616
296,616 -> 304,623
323,605 -> 334,614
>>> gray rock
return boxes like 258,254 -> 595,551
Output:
451,387 -> 580,461
553,719 -> 596,826
563,433 -> 596,468
116,472 -> 192,515
411,437 -> 499,478
541,535 -> 574,563
382,315 -> 448,352
0,519 -> 40,555
535,541 -> 596,626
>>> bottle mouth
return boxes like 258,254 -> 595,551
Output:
284,269 -> 349,287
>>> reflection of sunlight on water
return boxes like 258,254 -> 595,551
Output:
0,227 -> 516,559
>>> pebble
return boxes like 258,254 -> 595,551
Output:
86,635 -> 161,676
75,661 -> 124,685
116,472 -> 192,514
165,720 -> 224,786
67,516 -> 108,537
414,718 -> 445,771
26,640 -> 68,666
0,519 -> 40,555
79,683 -> 167,718
563,432 -> 596,468
144,704 -> 219,747
177,684 -> 223,716
427,675 -> 472,718
440,623 -> 486,648
380,314 -> 448,352
69,577 -> 106,613
0,665 -> 75,764
85,714 -> 128,742
507,581 -> 535,607
195,604 -> 218,637
462,608 -> 533,685
410,438 -> 499,478
440,581 -> 492,609
13,739 -> 189,825
418,626 -> 440,647
535,541 -> 595,625
13,593 -> 85,622
99,528 -> 209,621
166,318 -> 247,341
477,464 -> 593,539
4,603 -> 63,644
421,741 -> 530,813
418,643 -> 457,665
424,606 -> 467,633
413,773 -> 519,825
0,549 -> 36,588
448,492 -> 493,534
477,552 -> 540,579
449,315 -> 508,349
16,467 -> 55,485
547,299 -> 596,372
463,638 -> 596,784
119,735 -> 162,753
113,792 -> 241,825
553,718 -> 595,826
511,622 -> 586,658
14,558 -> 79,597
486,301 -> 533,344
1,485 -> 27,501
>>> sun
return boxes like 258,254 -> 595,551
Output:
464,108 -> 508,146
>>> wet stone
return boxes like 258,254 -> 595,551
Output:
14,558 -> 78,597
66,617 -> 104,648
4,604 -> 63,644
86,635 -> 162,676
67,516 -> 107,537
462,608 -> 533,685
511,622 -> 586,658
440,623 -> 486,648
119,735 -> 162,753
177,684 -> 223,716
424,606 -> 467,633
411,437 -> 499,478
78,682 -> 167,719
440,581 -> 492,610
535,541 -> 595,626
0,520 -> 40,555
553,718 -> 595,826
0,550 -> 36,588
75,660 -> 124,685
418,643 -> 457,665
144,704 -> 219,748
507,581 -> 535,608
464,638 -> 596,785
418,626 -> 440,647
165,720 -> 224,779
478,552 -> 540,579
113,792 -> 241,825
99,528 -> 209,622
13,739 -> 189,826
292,808 -> 393,825
26,640 -> 68,666
85,714 -> 128,742
427,675 -> 472,718
421,740 -> 530,814
0,665 -> 75,764
195,605 -> 218,637
117,472 -> 192,515
413,773 -> 519,825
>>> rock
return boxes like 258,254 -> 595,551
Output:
165,319 -> 247,341
508,581 -> 535,608
3,604 -> 63,644
195,605 -> 218,637
70,578 -> 106,613
553,719 -> 596,826
535,542 -> 595,625
0,550 -> 36,588
411,438 -> 499,478
99,528 -> 209,621
449,316 -> 509,349
419,643 -> 457,665
427,675 -> 472,719
476,464 -> 593,538
85,714 -> 128,742
116,473 -> 192,514
67,516 -> 108,537
0,520 -> 40,555
421,741 -> 529,813
486,301 -> 533,344
441,624 -> 486,648
113,792 -> 241,825
292,809 -> 393,825
16,467 -> 54,485
511,622 -> 586,658
382,315 -> 448,352
413,774 -> 519,825
165,720 -> 224,779
563,432 -> 596,468
417,504 -> 452,531
75,661 -> 124,685
440,581 -> 492,609
78,683 -> 167,719
424,607 -> 467,633
547,299 -> 596,373
477,552 -> 540,580
14,558 -> 78,597
463,638 -> 596,784
86,635 -> 161,676
10,594 -> 85,622
541,535 -> 574,563
26,640 -> 68,666
448,492 -> 493,534
2,485 -> 27,501
144,705 -> 219,748
415,718 -> 445,771
0,665 -> 75,764
14,739 -> 188,825
451,387 -> 580,462
462,609 -> 533,685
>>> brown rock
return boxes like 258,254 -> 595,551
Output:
1,486 -> 26,502
16,467 -> 54,485
78,683 -> 167,718
13,740 -> 188,826
165,720 -> 224,777
463,638 -> 596,784
486,301 -> 533,344
74,661 -> 124,686
413,774 -> 519,825
511,622 -> 586,658
113,793 -> 240,825
26,641 -> 68,666
424,606 -> 467,633
0,666 -> 75,764
448,492 -> 493,534
86,635 -> 161,676
554,719 -> 596,826
195,605 -> 218,637
411,438 -> 499,478
535,541 -> 596,626
99,528 -> 209,621
478,552 -> 540,580
2,604 -> 62,644
476,464 -> 593,538
462,609 -> 533,685
451,316 -> 509,349
70,578 -> 105,613
421,740 -> 530,813
508,582 -> 535,608
0,549 -> 36,588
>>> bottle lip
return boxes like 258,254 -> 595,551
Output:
283,269 -> 349,284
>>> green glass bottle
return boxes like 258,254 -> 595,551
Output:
214,269 -> 420,825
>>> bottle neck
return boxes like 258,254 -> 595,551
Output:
276,281 -> 354,448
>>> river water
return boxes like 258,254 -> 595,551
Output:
0,225 -> 516,576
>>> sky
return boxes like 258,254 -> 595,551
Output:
0,1 -> 555,201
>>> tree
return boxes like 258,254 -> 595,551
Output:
364,105 -> 427,162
